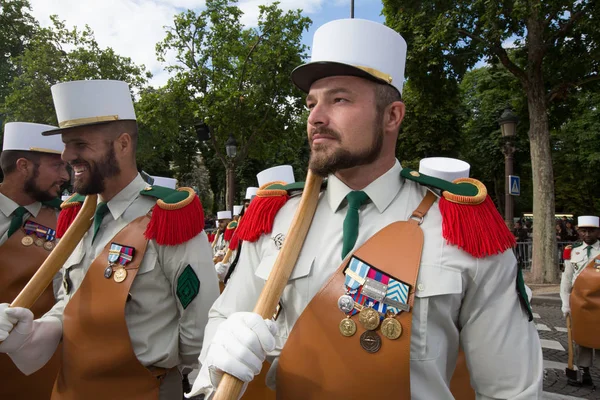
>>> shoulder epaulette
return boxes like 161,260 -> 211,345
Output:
236,180 -> 328,243
140,185 -> 205,246
224,220 -> 238,241
401,168 -> 515,258
563,242 -> 582,260
56,193 -> 86,238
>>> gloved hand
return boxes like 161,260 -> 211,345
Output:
215,262 -> 230,282
562,305 -> 570,318
0,303 -> 34,353
186,312 -> 277,399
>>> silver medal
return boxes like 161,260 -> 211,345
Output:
337,294 -> 355,314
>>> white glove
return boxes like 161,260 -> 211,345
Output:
562,306 -> 570,318
0,304 -> 34,352
186,312 -> 277,399
215,262 -> 230,282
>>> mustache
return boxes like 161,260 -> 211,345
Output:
310,127 -> 341,141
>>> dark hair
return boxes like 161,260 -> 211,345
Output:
0,150 -> 42,175
374,83 -> 402,114
104,120 -> 138,150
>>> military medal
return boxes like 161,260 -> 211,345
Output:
43,241 -> 55,251
21,236 -> 34,246
358,307 -> 380,330
360,330 -> 381,353
381,313 -> 402,340
339,316 -> 357,337
113,267 -> 127,283
34,237 -> 44,247
337,294 -> 355,313
107,242 -> 135,283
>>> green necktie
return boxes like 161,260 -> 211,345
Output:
92,202 -> 109,243
7,206 -> 27,238
585,245 -> 592,258
341,191 -> 369,259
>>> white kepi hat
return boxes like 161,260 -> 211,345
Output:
578,216 -> 599,228
245,187 -> 258,200
419,157 -> 471,182
217,211 -> 232,220
44,80 -> 136,135
257,165 -> 295,187
3,122 -> 64,154
233,205 -> 243,216
291,19 -> 407,95
151,176 -> 177,190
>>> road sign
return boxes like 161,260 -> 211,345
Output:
509,175 -> 520,196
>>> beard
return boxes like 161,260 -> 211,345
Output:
73,144 -> 121,195
308,119 -> 384,177
23,165 -> 56,202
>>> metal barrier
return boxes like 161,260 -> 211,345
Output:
513,241 -> 574,271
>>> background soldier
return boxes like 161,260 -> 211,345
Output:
0,80 -> 219,399
0,122 -> 68,399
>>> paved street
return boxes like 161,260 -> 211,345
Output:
535,303 -> 599,399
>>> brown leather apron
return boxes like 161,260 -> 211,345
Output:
51,215 -> 163,400
277,193 -> 435,399
570,254 -> 600,349
0,206 -> 62,399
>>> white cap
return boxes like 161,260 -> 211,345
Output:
3,122 -> 63,154
419,157 -> 470,182
45,80 -> 136,134
151,176 -> 177,189
291,19 -> 407,95
257,165 -> 295,187
578,216 -> 599,228
217,211 -> 232,220
245,187 -> 258,200
233,205 -> 243,216
61,195 -> 71,201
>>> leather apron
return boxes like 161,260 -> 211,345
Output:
570,254 -> 600,349
0,206 -> 61,399
277,193 -> 435,399
51,215 -> 162,400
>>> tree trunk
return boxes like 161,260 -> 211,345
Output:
226,164 -> 235,212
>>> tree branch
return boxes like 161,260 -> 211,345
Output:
547,74 -> 600,103
209,126 -> 227,167
547,9 -> 585,44
457,29 -> 527,83
237,93 -> 278,163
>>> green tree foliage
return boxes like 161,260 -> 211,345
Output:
383,0 -> 600,282
156,0 -> 311,209
2,16 -> 150,125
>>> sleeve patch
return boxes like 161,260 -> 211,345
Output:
177,265 -> 200,309
516,268 -> 533,321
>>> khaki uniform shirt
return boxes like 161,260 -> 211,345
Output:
0,192 -> 62,296
43,175 -> 220,368
560,241 -> 600,308
203,161 -> 543,399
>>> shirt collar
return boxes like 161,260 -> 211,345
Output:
103,174 -> 147,220
326,160 -> 403,214
0,191 -> 41,218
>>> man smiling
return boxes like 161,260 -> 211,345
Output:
0,80 -> 219,399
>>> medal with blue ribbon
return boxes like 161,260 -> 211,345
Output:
104,242 -> 135,283
23,220 -> 55,250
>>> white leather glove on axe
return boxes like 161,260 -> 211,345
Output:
186,312 -> 277,399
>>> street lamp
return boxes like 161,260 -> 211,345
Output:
225,134 -> 238,211
498,105 -> 519,228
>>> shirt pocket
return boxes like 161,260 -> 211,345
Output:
411,265 -> 462,361
137,246 -> 158,276
61,242 -> 86,299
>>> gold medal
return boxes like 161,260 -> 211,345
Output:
358,307 -> 380,331
43,241 -> 55,251
339,316 -> 357,337
21,236 -> 34,246
381,316 -> 402,340
34,237 -> 44,247
113,267 -> 127,283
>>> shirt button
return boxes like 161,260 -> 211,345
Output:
417,283 -> 425,291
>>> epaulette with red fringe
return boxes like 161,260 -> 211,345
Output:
236,181 -> 308,243
229,229 -> 240,251
56,193 -> 86,238
223,220 -> 238,242
207,231 -> 216,243
563,242 -> 581,260
401,168 -> 515,259
140,185 -> 204,246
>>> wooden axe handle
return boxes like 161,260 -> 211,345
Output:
567,313 -> 574,370
10,194 -> 97,309
213,171 -> 323,400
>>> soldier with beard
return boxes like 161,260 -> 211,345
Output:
0,122 -> 68,399
0,80 -> 219,400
